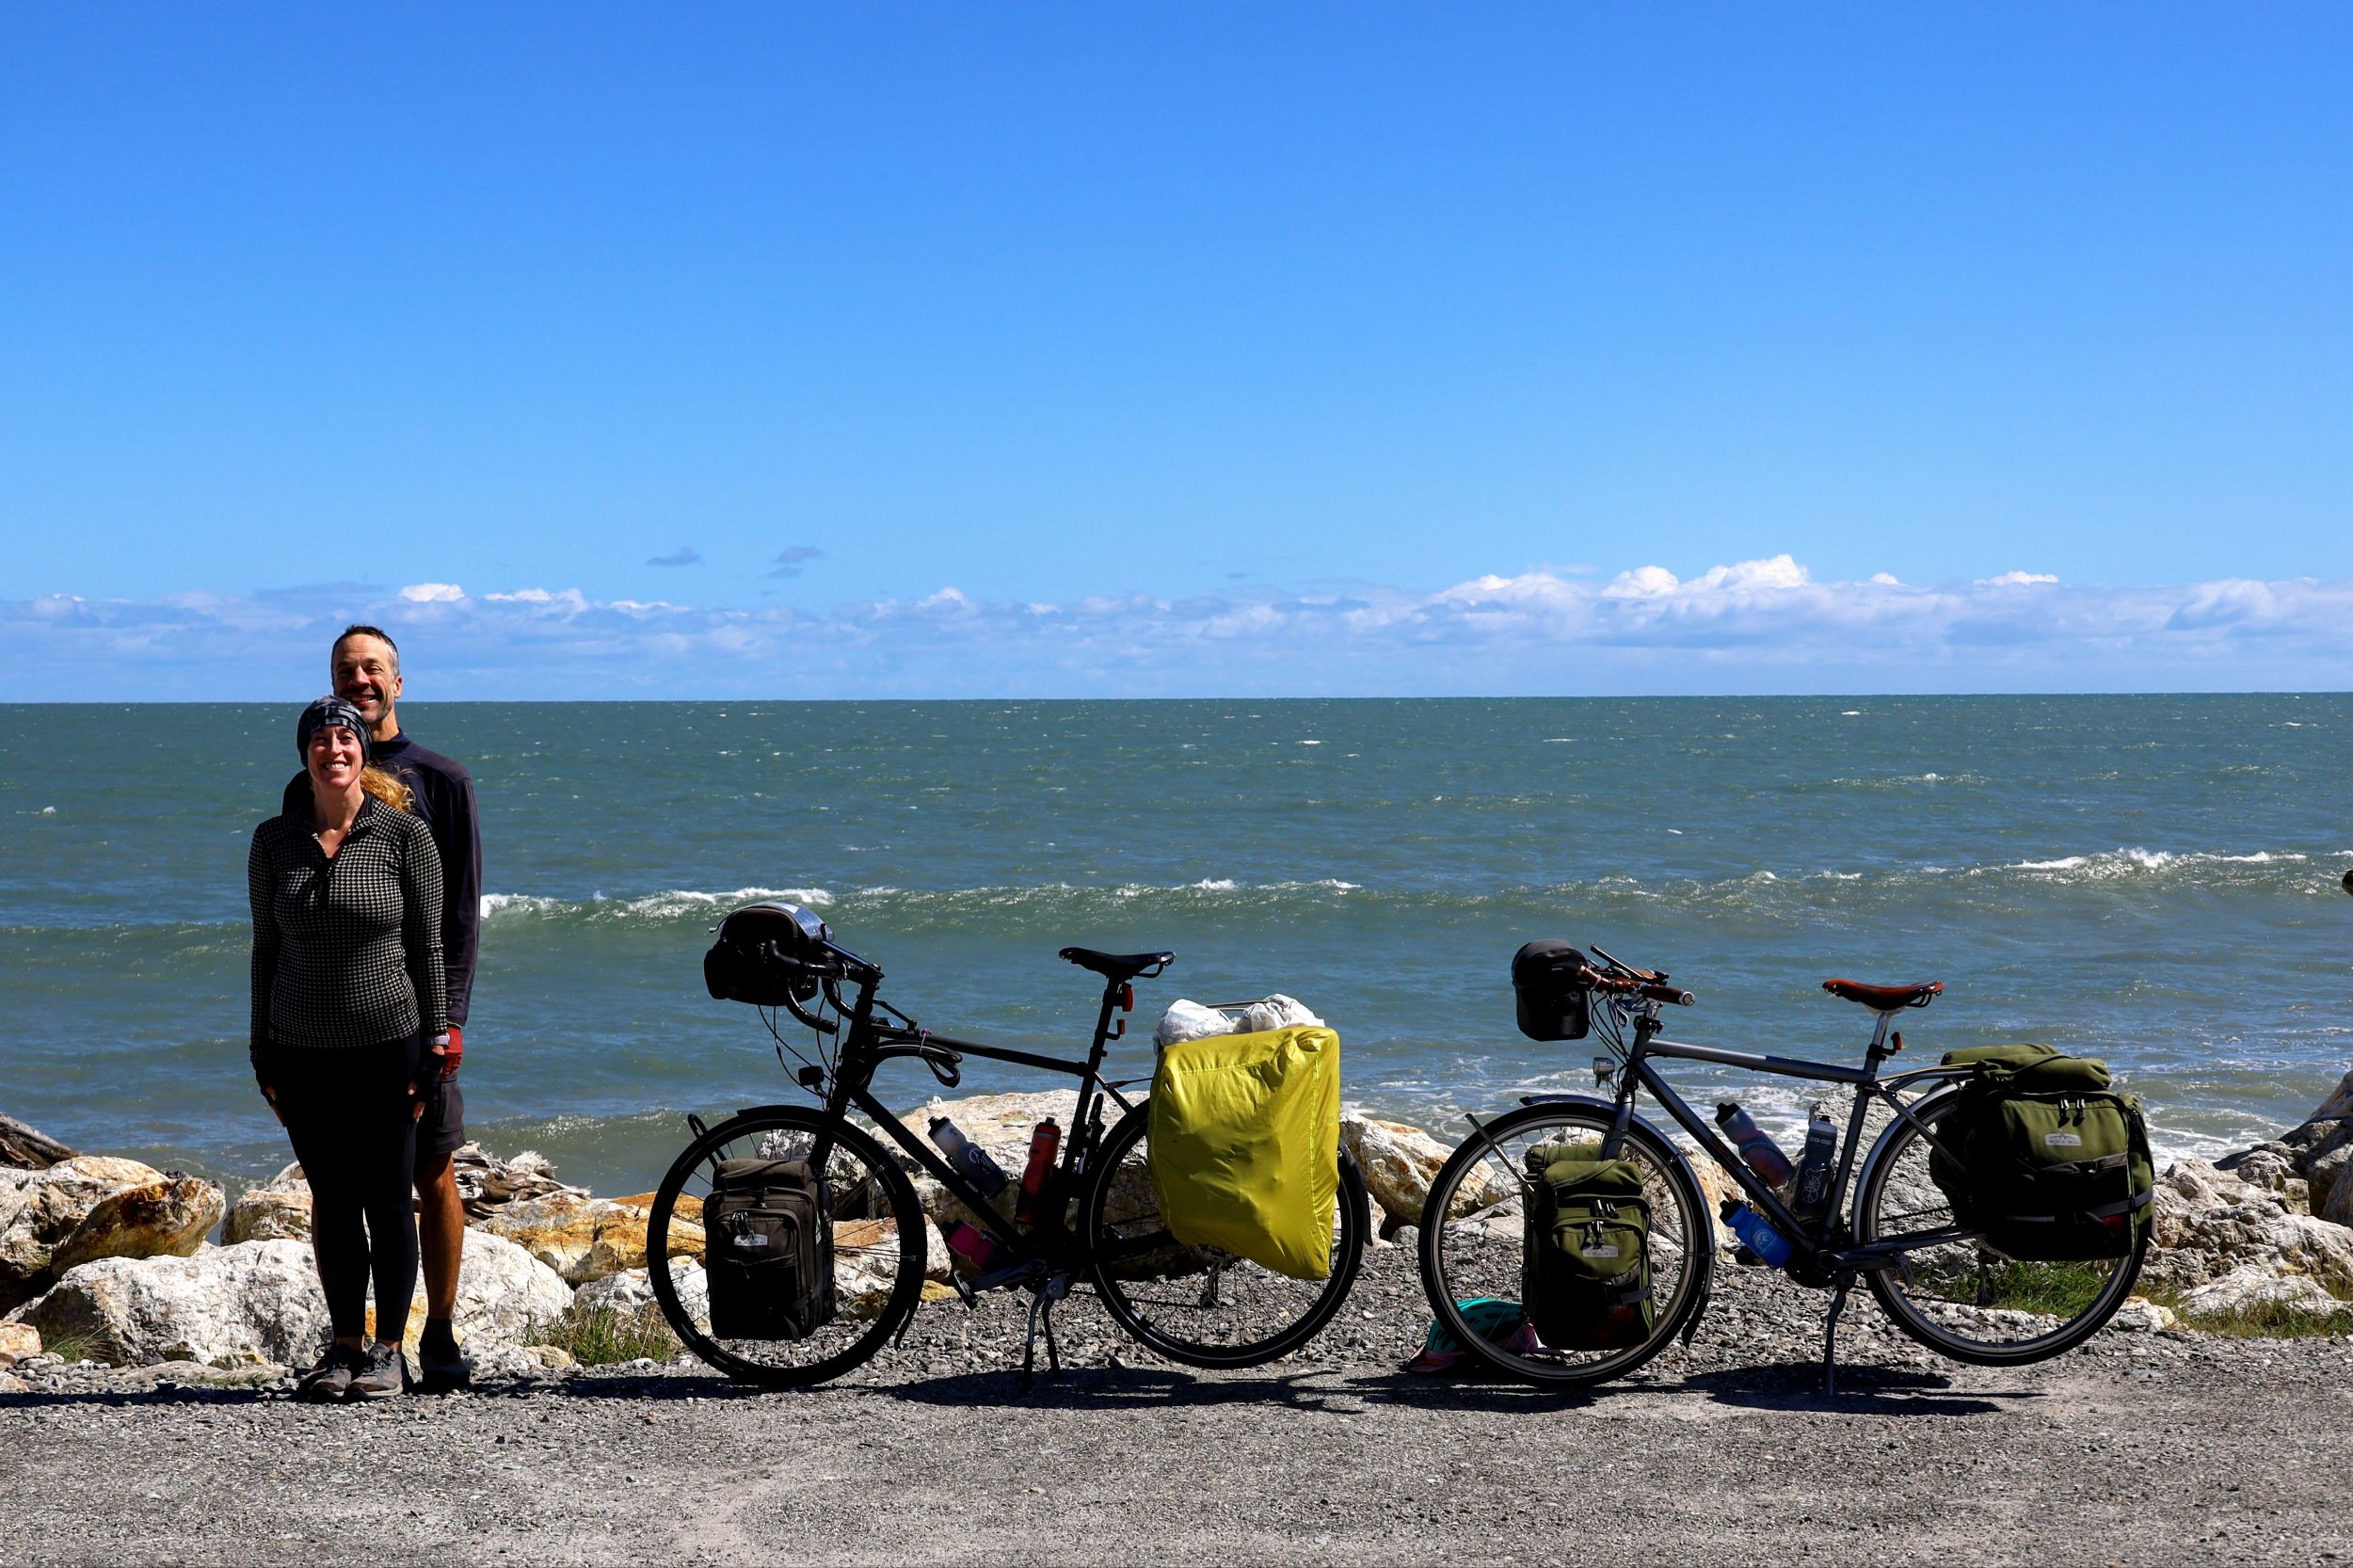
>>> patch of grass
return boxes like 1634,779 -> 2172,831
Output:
535,1304 -> 681,1367
1974,1260 -> 2116,1317
35,1329 -> 104,1366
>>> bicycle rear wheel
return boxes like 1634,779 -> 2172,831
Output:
647,1106 -> 927,1387
1080,1100 -> 1369,1368
1417,1101 -> 1713,1386
1853,1088 -> 2148,1365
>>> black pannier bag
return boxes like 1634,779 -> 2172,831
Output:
1513,939 -> 1592,1042
704,902 -> 831,1007
702,1158 -> 837,1340
1929,1045 -> 2155,1262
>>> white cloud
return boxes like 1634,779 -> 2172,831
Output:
8,559 -> 2353,698
1603,566 -> 1681,600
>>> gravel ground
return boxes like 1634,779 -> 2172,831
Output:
6,1242 -> 2350,1567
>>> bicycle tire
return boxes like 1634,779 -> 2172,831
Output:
1852,1086 -> 2149,1366
647,1106 -> 928,1387
1080,1099 -> 1369,1368
1417,1100 -> 1714,1387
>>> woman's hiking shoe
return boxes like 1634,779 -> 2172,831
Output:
347,1342 -> 409,1400
416,1322 -> 472,1393
296,1344 -> 365,1402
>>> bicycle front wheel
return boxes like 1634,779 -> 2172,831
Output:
647,1106 -> 927,1387
1853,1088 -> 2148,1365
1418,1101 -> 1714,1387
1080,1100 -> 1369,1368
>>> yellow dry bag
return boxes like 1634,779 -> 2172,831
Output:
1147,1025 -> 1340,1280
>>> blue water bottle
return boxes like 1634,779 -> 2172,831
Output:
1721,1200 -> 1794,1270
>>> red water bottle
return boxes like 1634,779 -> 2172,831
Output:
1015,1118 -> 1062,1228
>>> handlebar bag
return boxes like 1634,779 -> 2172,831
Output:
1512,940 -> 1592,1042
704,903 -> 827,1007
702,1158 -> 837,1339
1148,1026 -> 1340,1281
1520,1142 -> 1655,1350
1930,1048 -> 2155,1261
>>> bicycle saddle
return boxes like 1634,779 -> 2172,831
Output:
1060,946 -> 1175,981
1822,978 -> 1943,1010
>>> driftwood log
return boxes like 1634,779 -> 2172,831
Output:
1,1112 -> 75,1170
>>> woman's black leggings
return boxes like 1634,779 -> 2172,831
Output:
264,1034 -> 423,1343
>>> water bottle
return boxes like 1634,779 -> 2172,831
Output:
1015,1118 -> 1062,1228
1715,1101 -> 1796,1192
1792,1103 -> 1838,1224
928,1115 -> 1010,1197
1721,1200 -> 1794,1270
942,1220 -> 1000,1271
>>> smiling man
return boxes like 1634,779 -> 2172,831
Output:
281,624 -> 482,1390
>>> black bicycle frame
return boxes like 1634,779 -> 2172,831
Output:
1589,1010 -> 1977,1272
796,968 -> 1144,1265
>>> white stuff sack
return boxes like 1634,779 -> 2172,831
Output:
1154,1000 -> 1239,1048
1241,993 -> 1324,1032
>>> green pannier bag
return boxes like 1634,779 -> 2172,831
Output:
1930,1046 -> 2155,1261
1521,1142 -> 1655,1350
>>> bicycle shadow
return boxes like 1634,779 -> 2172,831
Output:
1353,1361 -> 2025,1418
1682,1362 -> 2028,1416
872,1363 -> 1351,1412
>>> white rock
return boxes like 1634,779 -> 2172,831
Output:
2108,1295 -> 2182,1333
220,1187 -> 314,1244
9,1239 -> 329,1368
0,1157 -> 223,1314
2175,1266 -> 2352,1324
574,1258 -> 711,1330
1339,1116 -> 1507,1228
471,1342 -> 576,1379
2146,1158 -> 2353,1296
366,1228 -> 574,1352
478,1193 -> 666,1285
895,1090 -> 1096,1230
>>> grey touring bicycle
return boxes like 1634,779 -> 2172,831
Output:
645,902 -> 1369,1387
1417,943 -> 2152,1390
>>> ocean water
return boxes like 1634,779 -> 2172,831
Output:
2,696 -> 2347,1201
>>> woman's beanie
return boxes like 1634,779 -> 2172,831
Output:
296,695 -> 372,762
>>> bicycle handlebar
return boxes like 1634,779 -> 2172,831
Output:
1577,966 -> 1696,1007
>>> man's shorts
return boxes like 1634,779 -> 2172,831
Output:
419,1072 -> 467,1161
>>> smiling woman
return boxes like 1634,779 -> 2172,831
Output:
246,694 -> 447,1402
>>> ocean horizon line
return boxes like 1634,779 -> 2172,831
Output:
3,689 -> 2348,708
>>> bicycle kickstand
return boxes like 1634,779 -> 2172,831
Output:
1820,1271 -> 1855,1398
1019,1285 -> 1065,1390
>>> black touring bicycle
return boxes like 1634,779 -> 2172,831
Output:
1416,941 -> 2155,1390
643,903 -> 1369,1386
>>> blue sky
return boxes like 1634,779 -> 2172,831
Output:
4,5 -> 2348,697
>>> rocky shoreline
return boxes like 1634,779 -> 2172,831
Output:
4,1070 -> 2351,1397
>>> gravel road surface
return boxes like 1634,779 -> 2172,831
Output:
7,1246 -> 2348,1567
